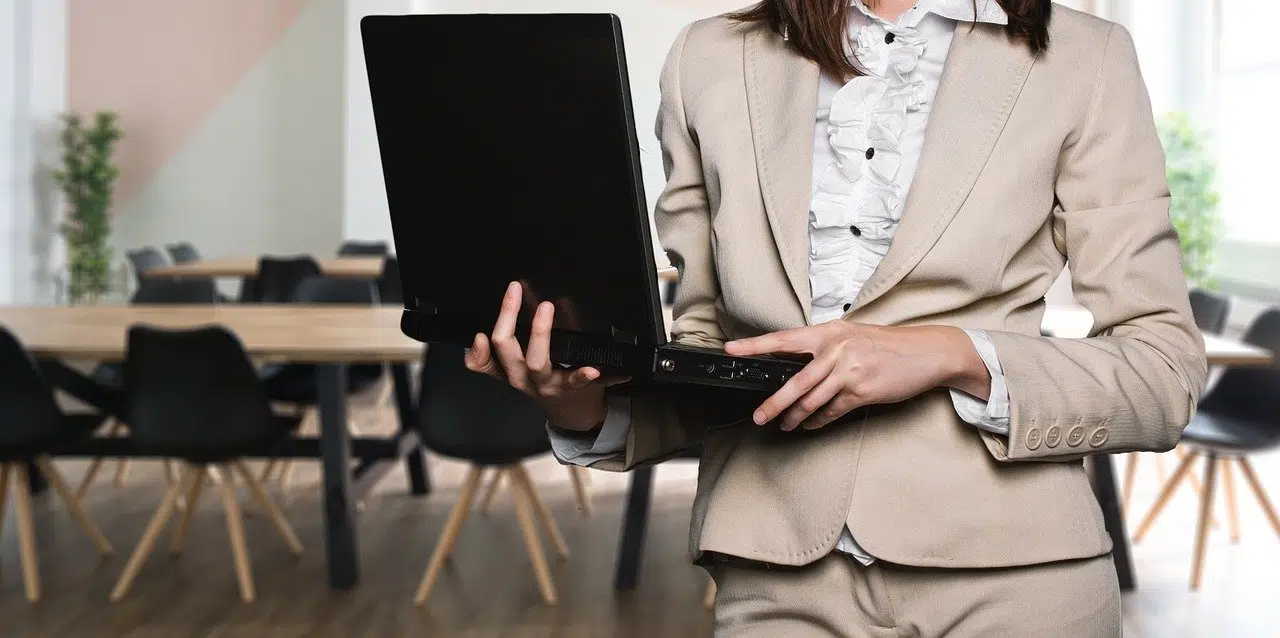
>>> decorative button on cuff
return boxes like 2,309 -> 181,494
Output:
1025,428 -> 1043,450
865,148 -> 876,160
884,32 -> 896,44
843,303 -> 852,312
1089,427 -> 1110,448
850,226 -> 862,236
1066,426 -> 1085,447
1044,426 -> 1061,448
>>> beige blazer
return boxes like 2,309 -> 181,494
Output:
589,5 -> 1208,569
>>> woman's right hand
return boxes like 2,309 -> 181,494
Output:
464,281 -> 625,431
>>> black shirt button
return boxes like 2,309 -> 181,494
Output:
884,32 -> 896,44
865,148 -> 875,160
850,226 -> 862,237
843,303 -> 852,312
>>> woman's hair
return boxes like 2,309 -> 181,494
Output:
731,0 -> 1052,80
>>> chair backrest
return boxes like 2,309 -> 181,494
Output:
124,325 -> 284,459
415,343 -> 551,464
378,256 -> 403,305
131,278 -> 218,304
1190,289 -> 1231,335
256,256 -> 322,304
1199,308 -> 1280,424
291,276 -> 377,305
127,247 -> 169,281
0,326 -> 66,455
165,242 -> 202,264
337,241 -> 389,257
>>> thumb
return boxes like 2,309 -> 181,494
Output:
464,333 -> 503,378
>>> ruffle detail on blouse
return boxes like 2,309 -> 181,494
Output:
808,15 -> 929,316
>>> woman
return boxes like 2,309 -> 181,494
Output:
467,0 -> 1207,635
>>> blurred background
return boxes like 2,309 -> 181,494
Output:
1,1 -> 1277,636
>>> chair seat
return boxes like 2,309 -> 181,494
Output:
260,363 -> 383,404
0,413 -> 108,461
131,414 -> 303,464
92,362 -> 124,388
1181,411 -> 1280,453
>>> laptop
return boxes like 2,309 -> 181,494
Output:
362,13 -> 806,391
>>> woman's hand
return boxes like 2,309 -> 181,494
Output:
465,282 -> 627,431
724,322 -> 991,431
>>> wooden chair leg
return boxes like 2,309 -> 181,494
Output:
480,468 -> 504,514
163,460 -> 177,486
218,465 -> 255,603
413,465 -> 483,605
11,464 -> 42,603
511,465 -> 569,560
110,467 -> 191,602
33,458 -> 113,556
569,466 -> 592,516
1155,452 -> 1168,483
233,460 -> 303,555
279,461 -> 296,491
259,460 -> 278,483
113,457 -> 132,487
1236,457 -> 1280,538
1122,453 -> 1139,516
1221,457 -> 1241,544
704,578 -> 717,610
0,463 -> 11,531
509,469 -> 558,605
1134,450 -> 1199,543
75,457 -> 106,500
1190,453 -> 1219,590
170,465 -> 208,554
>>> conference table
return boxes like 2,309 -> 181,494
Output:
613,304 -> 1276,592
0,304 -> 428,590
143,256 -> 682,283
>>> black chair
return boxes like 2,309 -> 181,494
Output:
1133,308 -> 1280,589
126,247 -> 169,291
378,256 -> 403,306
257,277 -> 385,487
411,343 -> 566,606
109,326 -> 304,603
337,240 -> 390,256
80,278 -> 220,496
254,256 -> 321,304
1190,289 -> 1231,335
165,242 -> 201,264
0,326 -> 114,603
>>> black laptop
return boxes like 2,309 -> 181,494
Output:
362,13 -> 805,391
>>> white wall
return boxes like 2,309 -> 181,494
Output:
1,0 -> 67,305
342,0 -> 749,263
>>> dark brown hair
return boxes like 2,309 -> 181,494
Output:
732,0 -> 1052,80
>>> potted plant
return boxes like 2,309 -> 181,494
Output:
53,111 -> 122,305
1157,112 -> 1221,289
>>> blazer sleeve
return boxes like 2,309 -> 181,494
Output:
978,24 -> 1209,463
583,24 -> 758,472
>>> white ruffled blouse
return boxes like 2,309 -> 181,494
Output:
808,0 -> 1008,323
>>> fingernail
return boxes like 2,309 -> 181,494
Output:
753,410 -> 765,425
584,368 -> 598,380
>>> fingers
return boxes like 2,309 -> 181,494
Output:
780,374 -> 844,432
463,333 -> 502,378
490,282 -> 530,389
563,366 -> 602,392
525,302 -> 556,387
751,353 -> 836,425
725,325 -> 824,357
798,394 -> 859,431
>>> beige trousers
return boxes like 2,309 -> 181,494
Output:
707,552 -> 1121,637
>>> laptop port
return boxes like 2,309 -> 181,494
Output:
743,368 -> 766,382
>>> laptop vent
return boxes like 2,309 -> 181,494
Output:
572,343 -> 626,369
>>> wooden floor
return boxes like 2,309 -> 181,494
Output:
2,388 -> 1278,637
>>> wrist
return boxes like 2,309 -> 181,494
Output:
550,393 -> 609,432
934,326 -> 991,399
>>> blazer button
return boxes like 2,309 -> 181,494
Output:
1066,425 -> 1085,447
865,147 -> 876,160
1025,428 -> 1043,451
1044,426 -> 1061,448
884,32 -> 896,44
1089,427 -> 1110,448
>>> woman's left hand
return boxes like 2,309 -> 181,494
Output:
725,322 -> 991,432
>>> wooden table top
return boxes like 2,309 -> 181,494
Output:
1042,305 -> 1273,368
144,256 -> 386,280
0,305 -> 423,363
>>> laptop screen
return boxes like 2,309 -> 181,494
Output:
362,13 -> 665,347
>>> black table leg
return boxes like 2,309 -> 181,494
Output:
26,461 -> 48,495
614,466 -> 655,591
1091,453 -> 1135,591
317,363 -> 359,590
391,362 -> 429,495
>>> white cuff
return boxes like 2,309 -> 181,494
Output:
948,329 -> 1010,435
546,394 -> 632,465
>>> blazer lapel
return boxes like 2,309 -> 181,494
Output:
851,23 -> 1036,313
744,27 -> 821,323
